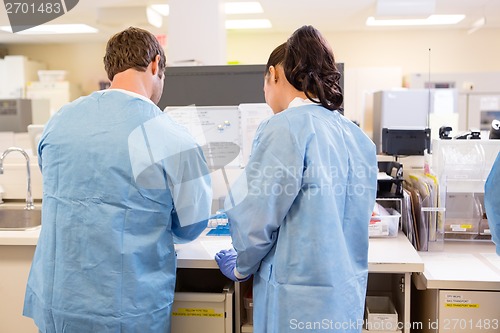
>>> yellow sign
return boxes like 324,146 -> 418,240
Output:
445,303 -> 479,308
172,308 -> 224,317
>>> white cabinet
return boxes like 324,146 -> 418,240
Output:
172,268 -> 234,333
0,245 -> 38,333
413,241 -> 500,333
0,56 -> 45,99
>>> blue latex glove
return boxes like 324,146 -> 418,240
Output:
215,248 -> 250,282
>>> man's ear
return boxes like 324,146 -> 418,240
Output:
151,55 -> 161,76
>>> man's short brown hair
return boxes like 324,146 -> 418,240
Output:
103,26 -> 166,81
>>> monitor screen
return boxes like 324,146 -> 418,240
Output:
158,65 -> 266,109
157,63 -> 344,110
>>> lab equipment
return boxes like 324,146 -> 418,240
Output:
439,125 -> 453,139
381,127 -> 431,156
0,99 -> 31,132
373,89 -> 455,154
0,55 -> 45,99
489,119 -> 500,139
26,80 -> 75,115
454,129 -> 481,140
377,161 -> 404,198
156,64 -> 343,109
432,139 -> 500,241
0,99 -> 50,132
157,65 -> 267,109
207,210 -> 230,236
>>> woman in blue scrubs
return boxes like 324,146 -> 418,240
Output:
216,25 -> 378,332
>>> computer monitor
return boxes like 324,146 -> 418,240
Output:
157,65 -> 266,109
157,63 -> 344,110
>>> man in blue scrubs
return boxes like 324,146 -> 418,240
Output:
23,27 -> 212,332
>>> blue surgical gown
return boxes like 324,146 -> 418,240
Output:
226,104 -> 377,332
485,152 -> 500,255
23,90 -> 212,333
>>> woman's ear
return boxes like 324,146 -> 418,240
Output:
268,65 -> 278,83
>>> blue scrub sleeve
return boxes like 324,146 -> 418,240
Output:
485,152 -> 500,255
226,117 -> 303,276
172,209 -> 207,244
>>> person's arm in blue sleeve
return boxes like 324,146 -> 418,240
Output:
37,115 -> 56,172
224,118 -> 303,276
171,209 -> 208,244
169,144 -> 212,243
485,152 -> 500,255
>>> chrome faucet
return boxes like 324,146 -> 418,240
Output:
0,147 -> 35,210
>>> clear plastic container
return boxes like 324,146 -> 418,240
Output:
369,208 -> 401,238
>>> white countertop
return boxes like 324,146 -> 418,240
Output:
368,233 -> 424,273
0,226 -> 40,245
416,240 -> 500,291
0,226 -> 424,274
175,230 -> 425,273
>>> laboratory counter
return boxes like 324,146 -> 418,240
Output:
1,229 -> 423,333
412,241 -> 500,333
1,228 -> 424,273
414,240 -> 500,291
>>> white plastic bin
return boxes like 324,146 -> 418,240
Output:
364,296 -> 399,331
370,197 -> 402,239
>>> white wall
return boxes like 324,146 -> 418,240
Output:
5,27 -> 500,96
226,28 -> 500,72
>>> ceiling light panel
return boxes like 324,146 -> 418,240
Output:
225,19 -> 271,29
376,0 -> 436,17
225,2 -> 263,14
366,14 -> 465,26
0,24 -> 98,34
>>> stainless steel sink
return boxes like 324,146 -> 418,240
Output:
0,206 -> 41,230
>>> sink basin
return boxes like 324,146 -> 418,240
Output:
0,206 -> 41,230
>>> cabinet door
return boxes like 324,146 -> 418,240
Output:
438,290 -> 500,332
